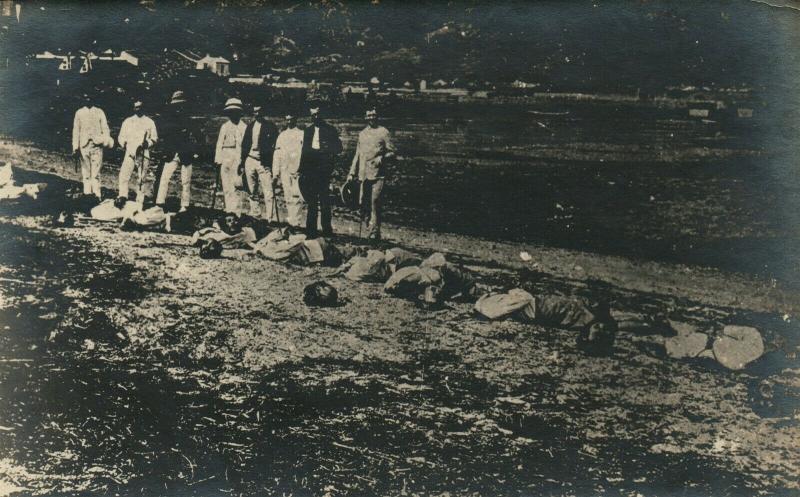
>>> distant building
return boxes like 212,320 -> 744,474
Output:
432,79 -> 448,88
511,80 -> 538,89
195,54 -> 230,77
229,75 -> 266,85
95,49 -> 139,66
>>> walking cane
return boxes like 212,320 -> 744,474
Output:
357,180 -> 365,239
72,151 -> 80,174
210,165 -> 221,210
272,186 -> 281,225
135,132 -> 148,202
136,153 -> 148,204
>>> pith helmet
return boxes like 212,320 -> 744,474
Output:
170,90 -> 187,104
224,98 -> 243,112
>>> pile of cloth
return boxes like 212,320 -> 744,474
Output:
90,198 -> 172,232
0,163 -> 45,201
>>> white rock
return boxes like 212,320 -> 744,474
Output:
665,332 -> 708,359
712,325 -> 764,370
668,320 -> 700,336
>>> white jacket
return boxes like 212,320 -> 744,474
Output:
72,106 -> 112,150
272,127 -> 304,178
214,120 -> 247,165
118,114 -> 158,157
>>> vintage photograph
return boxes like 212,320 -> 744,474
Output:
0,0 -> 798,495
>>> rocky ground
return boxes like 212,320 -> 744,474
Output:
0,142 -> 799,496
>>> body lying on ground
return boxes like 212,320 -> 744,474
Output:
475,288 -> 617,355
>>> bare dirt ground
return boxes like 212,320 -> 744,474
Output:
0,139 -> 799,496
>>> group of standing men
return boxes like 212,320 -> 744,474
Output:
71,90 -> 396,240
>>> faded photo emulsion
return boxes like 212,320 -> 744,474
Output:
0,1 -> 798,496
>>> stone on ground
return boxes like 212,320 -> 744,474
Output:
712,325 -> 764,370
665,332 -> 709,359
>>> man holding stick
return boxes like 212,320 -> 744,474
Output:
347,109 -> 396,241
273,113 -> 306,228
117,100 -> 157,205
155,90 -> 201,212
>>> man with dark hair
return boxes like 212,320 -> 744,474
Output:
117,100 -> 157,205
298,105 -> 342,238
72,91 -> 113,200
240,103 -> 279,220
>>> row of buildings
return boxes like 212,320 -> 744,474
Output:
29,47 -> 754,116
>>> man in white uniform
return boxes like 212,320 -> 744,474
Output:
347,109 -> 396,240
272,113 -> 305,227
214,98 -> 247,214
72,93 -> 113,199
117,100 -> 158,204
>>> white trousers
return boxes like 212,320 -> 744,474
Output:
118,153 -> 151,202
243,157 -> 275,220
280,172 -> 305,227
219,158 -> 242,214
80,144 -> 103,197
156,158 -> 192,209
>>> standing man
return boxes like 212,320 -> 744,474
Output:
273,113 -> 305,227
117,100 -> 158,205
239,103 -> 279,220
72,92 -> 113,200
156,90 -> 201,212
214,98 -> 247,214
347,109 -> 396,241
298,105 -> 342,238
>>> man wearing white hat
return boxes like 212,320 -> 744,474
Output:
72,92 -> 113,199
272,113 -> 305,227
156,90 -> 201,211
347,108 -> 396,240
117,100 -> 158,204
214,98 -> 247,213
239,103 -> 279,220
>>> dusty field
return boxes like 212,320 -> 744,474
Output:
0,150 -> 799,496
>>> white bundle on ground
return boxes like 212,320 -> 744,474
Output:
90,199 -> 142,221
0,163 -> 44,200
